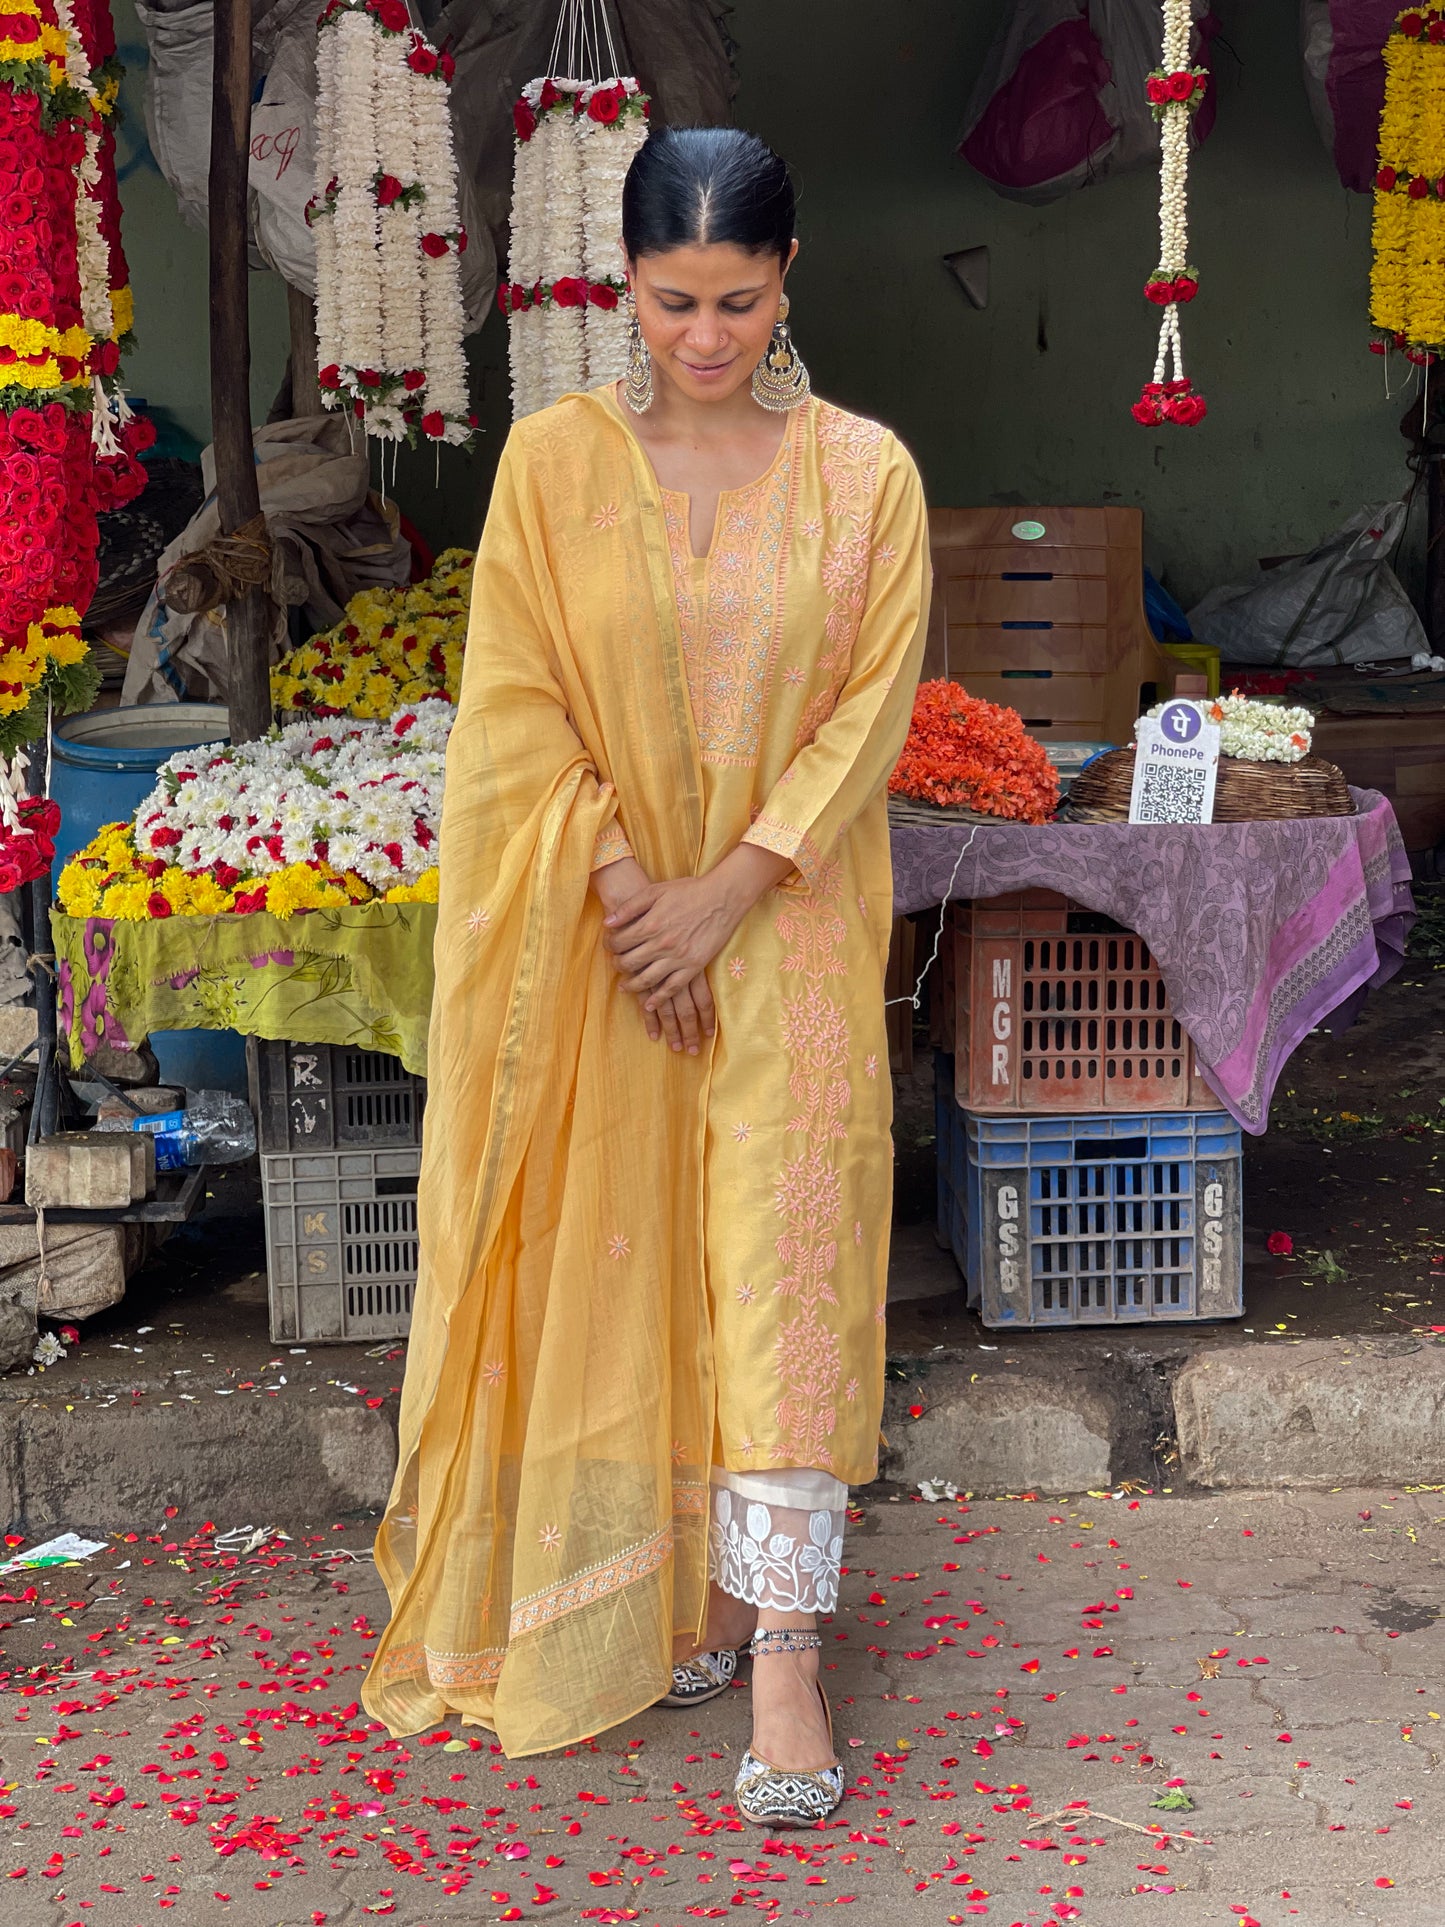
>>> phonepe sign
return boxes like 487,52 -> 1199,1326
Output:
1128,698 -> 1221,825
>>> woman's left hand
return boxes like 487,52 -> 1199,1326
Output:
603,873 -> 743,1005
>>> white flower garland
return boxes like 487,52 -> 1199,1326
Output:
1145,695 -> 1315,764
505,76 -> 650,418
311,0 -> 473,447
1133,0 -> 1209,427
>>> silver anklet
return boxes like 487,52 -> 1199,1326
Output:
749,1627 -> 822,1658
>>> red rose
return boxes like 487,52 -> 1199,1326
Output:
318,362 -> 341,388
1172,275 -> 1198,303
122,413 -> 157,454
439,50 -> 454,81
147,892 -> 173,919
375,173 -> 404,206
588,281 -> 619,310
420,231 -> 448,257
1145,75 -> 1170,105
1377,165 -> 1399,191
496,283 -> 511,315
1131,397 -> 1162,426
511,282 -> 529,310
513,97 -> 536,141
1369,339 -> 1387,355
0,15 -> 40,43
375,0 -> 407,28
7,454 -> 37,487
1143,277 -> 1172,306
233,886 -> 268,914
357,368 -> 381,387
539,79 -> 562,111
38,404 -> 68,453
552,275 -> 587,308
1164,393 -> 1208,426
1166,70 -> 1195,101
353,398 -> 366,419
457,226 -> 468,252
1401,11 -> 1425,35
1410,173 -> 1430,197
420,411 -> 445,438
407,41 -> 438,74
1431,18 -> 1445,40
402,368 -> 425,390
588,85 -> 623,124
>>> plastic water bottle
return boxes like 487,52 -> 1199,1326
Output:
97,1089 -> 256,1168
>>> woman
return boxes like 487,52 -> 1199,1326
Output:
363,127 -> 931,1828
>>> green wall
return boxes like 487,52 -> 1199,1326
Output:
114,0 -> 1416,606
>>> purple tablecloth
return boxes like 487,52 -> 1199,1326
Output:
890,789 -> 1415,1135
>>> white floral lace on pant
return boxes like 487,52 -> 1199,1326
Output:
708,1468 -> 847,1614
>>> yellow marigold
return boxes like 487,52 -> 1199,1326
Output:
110,284 -> 134,339
57,861 -> 103,918
181,873 -> 237,916
98,879 -> 152,921
385,868 -> 440,904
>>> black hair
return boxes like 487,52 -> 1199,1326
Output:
621,127 -> 795,267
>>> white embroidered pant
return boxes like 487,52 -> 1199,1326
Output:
707,1467 -> 847,1615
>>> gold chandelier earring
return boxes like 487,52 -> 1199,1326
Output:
623,290 -> 654,413
752,292 -> 811,412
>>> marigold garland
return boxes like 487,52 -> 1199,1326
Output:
270,547 -> 473,719
889,680 -> 1059,824
1370,6 -> 1445,361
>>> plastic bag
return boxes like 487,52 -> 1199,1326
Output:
958,0 -> 1218,204
1300,0 -> 1399,194
1185,502 -> 1428,668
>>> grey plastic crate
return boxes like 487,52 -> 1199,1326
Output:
936,1053 -> 1242,1329
253,1039 -> 425,1153
263,1146 -> 420,1342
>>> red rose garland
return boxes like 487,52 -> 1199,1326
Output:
1133,0 -> 1210,428
0,0 -> 145,785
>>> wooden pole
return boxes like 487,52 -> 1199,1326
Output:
209,0 -> 273,745
287,284 -> 324,418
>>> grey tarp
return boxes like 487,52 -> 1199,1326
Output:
121,417 -> 413,706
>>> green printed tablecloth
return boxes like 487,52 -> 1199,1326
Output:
51,904 -> 438,1076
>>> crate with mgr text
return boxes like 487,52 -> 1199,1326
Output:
252,1038 -> 425,1153
936,893 -> 1215,1113
935,1064 -> 1242,1328
263,1146 -> 419,1342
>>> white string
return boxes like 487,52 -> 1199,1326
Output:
884,824 -> 978,1012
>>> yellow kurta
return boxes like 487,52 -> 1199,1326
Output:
364,386 -> 930,1756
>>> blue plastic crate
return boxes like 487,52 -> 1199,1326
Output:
935,1054 -> 1242,1328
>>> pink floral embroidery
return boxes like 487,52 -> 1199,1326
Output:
793,404 -> 885,750
466,906 -> 491,935
875,541 -> 897,567
733,1122 -> 753,1144
593,503 -> 619,529
728,955 -> 747,980
864,1053 -> 879,1079
607,1234 -> 631,1260
736,1281 -> 756,1305
660,417 -> 798,766
802,517 -> 823,539
483,1359 -> 506,1385
538,1523 -> 562,1552
769,875 -> 852,1468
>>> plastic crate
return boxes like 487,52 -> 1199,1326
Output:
940,893 -> 1215,1112
252,1039 -> 425,1153
262,1146 -> 420,1342
935,1062 -> 1242,1328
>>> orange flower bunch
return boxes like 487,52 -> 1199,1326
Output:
889,680 -> 1059,824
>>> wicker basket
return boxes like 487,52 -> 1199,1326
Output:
887,797 -> 1013,828
1063,748 -> 1355,823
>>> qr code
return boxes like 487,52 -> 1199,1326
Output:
1136,761 -> 1208,824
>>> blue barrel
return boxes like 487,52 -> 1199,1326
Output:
51,704 -> 249,1096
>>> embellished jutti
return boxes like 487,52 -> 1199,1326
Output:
363,386 -> 931,1755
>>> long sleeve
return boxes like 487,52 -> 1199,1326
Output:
740,439 -> 930,891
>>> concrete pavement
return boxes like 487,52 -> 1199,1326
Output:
1,1485 -> 1442,1924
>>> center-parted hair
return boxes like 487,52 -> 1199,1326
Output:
621,127 -> 795,266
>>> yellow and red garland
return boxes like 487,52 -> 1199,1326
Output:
1370,6 -> 1445,363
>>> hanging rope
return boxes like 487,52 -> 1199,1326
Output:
162,514 -> 273,617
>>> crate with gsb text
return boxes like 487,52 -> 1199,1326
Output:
934,893 -> 1216,1113
935,1065 -> 1242,1329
